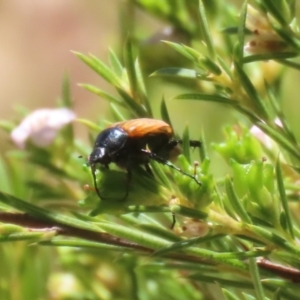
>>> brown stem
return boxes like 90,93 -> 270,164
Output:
0,212 -> 149,251
1,212 -> 300,283
257,258 -> 300,283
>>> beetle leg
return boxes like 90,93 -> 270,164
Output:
167,139 -> 201,150
91,164 -> 106,200
140,149 -> 201,186
165,139 -> 179,151
177,139 -> 201,149
165,140 -> 201,159
91,164 -> 129,201
189,140 -> 201,148
120,169 -> 131,201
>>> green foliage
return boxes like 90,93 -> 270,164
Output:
1,1 -> 300,299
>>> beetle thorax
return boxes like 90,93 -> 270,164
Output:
89,127 -> 128,166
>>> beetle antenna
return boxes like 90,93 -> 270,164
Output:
141,149 -> 201,185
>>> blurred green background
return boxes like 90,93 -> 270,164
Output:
0,0 -> 298,143
1,1 -> 300,299
0,0 -> 299,167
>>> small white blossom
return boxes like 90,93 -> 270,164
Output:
11,108 -> 76,148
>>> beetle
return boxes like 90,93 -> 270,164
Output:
88,118 -> 201,201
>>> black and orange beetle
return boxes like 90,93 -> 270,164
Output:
88,118 -> 201,200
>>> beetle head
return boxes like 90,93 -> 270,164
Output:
88,147 -> 111,167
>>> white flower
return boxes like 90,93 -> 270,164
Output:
11,108 -> 76,148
